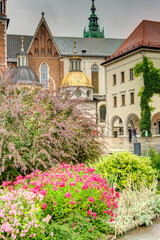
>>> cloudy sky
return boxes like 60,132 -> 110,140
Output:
7,0 -> 160,39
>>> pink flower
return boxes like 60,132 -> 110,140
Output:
70,200 -> 76,205
41,203 -> 47,209
59,181 -> 65,188
23,185 -> 28,189
87,210 -> 92,215
40,189 -> 47,196
88,197 -> 94,203
110,219 -> 115,222
82,183 -> 89,190
92,212 -> 97,216
65,192 -> 71,198
89,227 -> 94,232
69,182 -> 76,187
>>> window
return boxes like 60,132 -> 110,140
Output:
18,57 -> 20,67
0,1 -> 3,14
41,25 -> 45,36
91,64 -> 99,94
47,39 -> 52,56
121,94 -> 125,106
100,105 -> 106,122
41,63 -> 48,88
113,74 -> 116,85
87,90 -> 91,98
121,72 -> 125,83
130,92 -> 134,104
130,68 -> 134,80
48,48 -> 52,55
41,48 -> 45,54
113,96 -> 117,107
22,57 -> 24,66
75,89 -> 81,97
35,48 -> 39,55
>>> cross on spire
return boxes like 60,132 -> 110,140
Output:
21,35 -> 24,49
41,11 -> 45,18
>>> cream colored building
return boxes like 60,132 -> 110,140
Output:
102,20 -> 160,137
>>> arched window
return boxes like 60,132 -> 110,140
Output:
91,64 -> 99,94
47,39 -> 52,57
100,105 -> 106,122
87,90 -> 91,98
41,63 -> 48,88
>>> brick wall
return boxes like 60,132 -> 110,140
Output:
0,20 -> 7,66
28,21 -> 64,91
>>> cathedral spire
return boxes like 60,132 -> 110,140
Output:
83,0 -> 104,38
91,0 -> 96,13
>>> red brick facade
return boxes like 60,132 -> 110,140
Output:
0,0 -> 7,66
28,19 -> 64,91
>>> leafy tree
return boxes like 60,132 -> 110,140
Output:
134,56 -> 160,136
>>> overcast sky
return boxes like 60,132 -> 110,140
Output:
7,0 -> 160,39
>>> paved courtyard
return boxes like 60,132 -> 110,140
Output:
118,219 -> 160,240
102,136 -> 160,155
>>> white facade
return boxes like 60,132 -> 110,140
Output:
103,49 -> 160,137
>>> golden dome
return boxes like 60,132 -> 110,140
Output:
61,71 -> 93,88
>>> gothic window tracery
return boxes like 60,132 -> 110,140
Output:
41,62 -> 48,88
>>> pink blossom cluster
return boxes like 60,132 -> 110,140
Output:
3,163 -> 119,224
0,188 -> 49,239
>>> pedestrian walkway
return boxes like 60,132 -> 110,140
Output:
118,219 -> 160,240
102,136 -> 160,155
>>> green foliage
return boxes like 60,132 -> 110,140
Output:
92,151 -> 156,191
147,147 -> 160,179
112,181 -> 160,236
43,212 -> 113,240
134,56 -> 160,136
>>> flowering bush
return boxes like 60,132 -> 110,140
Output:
0,79 -> 103,183
0,163 -> 119,239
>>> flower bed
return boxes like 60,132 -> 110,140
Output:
0,163 -> 119,239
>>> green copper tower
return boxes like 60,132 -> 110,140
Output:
83,0 -> 104,38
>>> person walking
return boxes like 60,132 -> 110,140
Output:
145,130 -> 148,142
132,128 -> 137,142
128,128 -> 132,142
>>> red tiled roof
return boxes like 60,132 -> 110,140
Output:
107,20 -> 160,61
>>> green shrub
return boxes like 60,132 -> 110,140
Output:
147,147 -> 160,178
92,151 -> 157,191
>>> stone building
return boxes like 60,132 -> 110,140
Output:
4,0 -> 124,127
102,20 -> 160,137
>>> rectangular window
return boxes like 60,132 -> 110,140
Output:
113,96 -> 117,107
130,68 -> 134,80
121,71 -> 125,83
113,74 -> 116,85
130,92 -> 134,104
0,2 -> 3,14
121,94 -> 125,106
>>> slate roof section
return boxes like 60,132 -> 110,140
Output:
53,37 -> 125,57
7,34 -> 125,62
7,35 -> 32,62
102,20 -> 160,65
